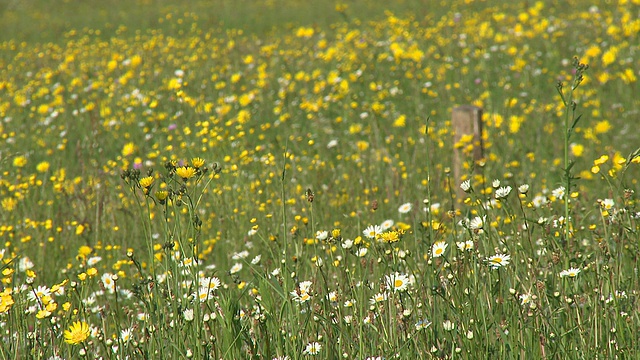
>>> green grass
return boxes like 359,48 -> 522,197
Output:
0,0 -> 639,358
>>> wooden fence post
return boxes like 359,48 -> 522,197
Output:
452,105 -> 483,204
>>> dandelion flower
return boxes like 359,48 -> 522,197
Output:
560,267 -> 581,278
191,157 -> 206,169
486,253 -> 511,269
385,272 -> 410,292
303,342 -> 321,356
398,202 -> 413,214
431,241 -> 448,258
175,166 -> 196,181
64,321 -> 91,345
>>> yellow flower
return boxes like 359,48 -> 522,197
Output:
78,245 -> 92,257
121,142 -> 136,157
0,289 -> 14,313
155,190 -> 169,202
594,120 -> 611,134
191,157 -> 205,169
1,198 -> 17,212
36,161 -> 50,173
64,321 -> 91,345
593,155 -> 609,166
86,268 -> 98,277
175,166 -> 196,180
12,155 -> 27,167
139,176 -> 154,188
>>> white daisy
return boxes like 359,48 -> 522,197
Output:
380,219 -> 394,231
559,267 -> 581,278
363,224 -> 382,239
431,241 -> 448,258
495,186 -> 512,199
398,202 -> 413,214
385,272 -> 410,292
486,253 -> 511,269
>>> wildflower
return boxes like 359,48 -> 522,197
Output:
64,321 -> 91,345
155,190 -> 169,203
303,342 -> 321,356
552,186 -> 565,200
380,219 -> 394,230
456,240 -> 474,252
398,202 -> 413,214
191,157 -> 205,169
183,308 -> 194,321
532,195 -> 548,208
121,327 -> 133,343
385,272 -> 410,292
229,263 -> 243,274
600,199 -> 614,210
138,176 -> 154,188
196,287 -> 213,302
469,216 -> 485,232
379,230 -> 400,243
486,253 -> 511,269
492,179 -> 501,188
291,281 -> 312,303
176,166 -> 196,181
28,285 -> 51,302
0,289 -> 15,313
369,292 -> 387,304
495,186 -> 512,199
101,273 -> 115,293
415,319 -> 432,331
519,293 -> 533,306
199,277 -> 221,291
121,142 -> 136,157
343,299 -> 356,308
443,319 -> 455,331
87,256 -> 102,266
518,184 -> 530,194
342,239 -> 353,249
560,267 -> 581,278
315,230 -> 328,241
363,224 -> 382,239
356,248 -> 368,257
431,240 -> 448,257
460,179 -> 471,192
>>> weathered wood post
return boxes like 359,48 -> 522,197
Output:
452,105 -> 483,204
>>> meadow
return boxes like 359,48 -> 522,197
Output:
1,0 -> 639,358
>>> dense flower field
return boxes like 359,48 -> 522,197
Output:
0,0 -> 639,358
